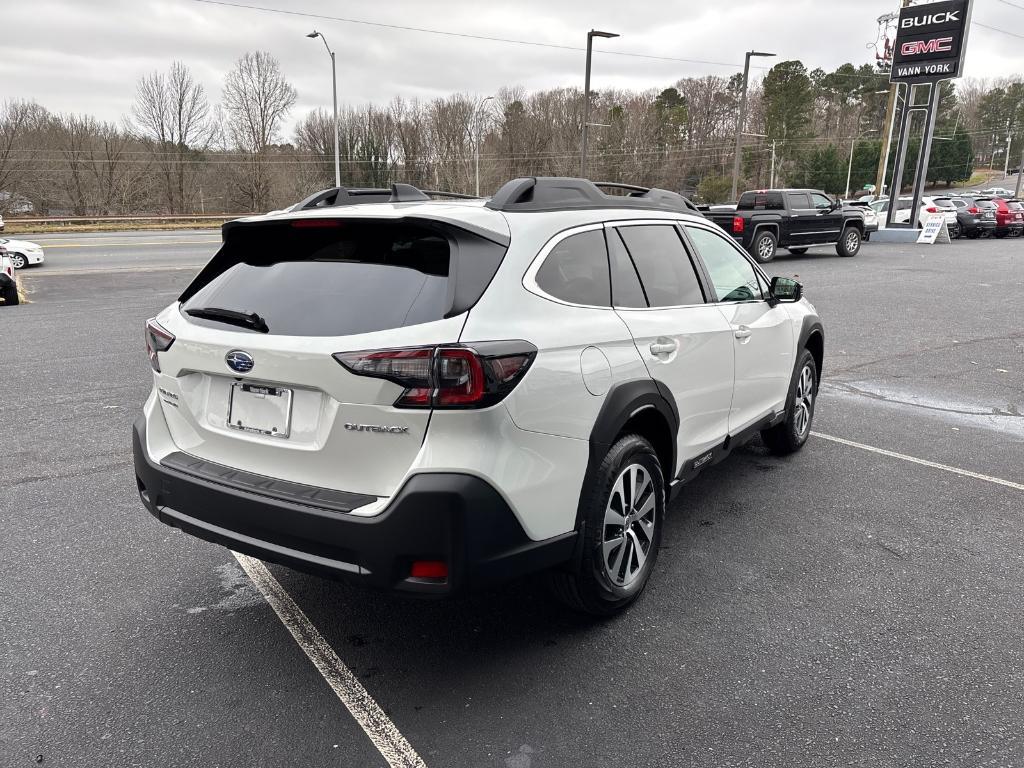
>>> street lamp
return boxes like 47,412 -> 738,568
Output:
307,30 -> 340,188
580,29 -> 619,178
730,50 -> 775,202
474,96 -> 495,197
846,128 -> 878,199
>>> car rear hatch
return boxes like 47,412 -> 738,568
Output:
148,214 -> 508,503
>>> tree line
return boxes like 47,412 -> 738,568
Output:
1,53 -> 1022,216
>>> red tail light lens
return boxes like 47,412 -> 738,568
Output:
926,206 -> 938,213
409,560 -> 448,580
145,318 -> 175,372
732,216 -> 745,234
968,207 -> 979,214
334,342 -> 536,409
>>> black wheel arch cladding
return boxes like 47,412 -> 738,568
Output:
576,379 -> 679,530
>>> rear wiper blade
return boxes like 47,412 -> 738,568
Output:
185,306 -> 269,333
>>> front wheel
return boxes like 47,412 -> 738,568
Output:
836,226 -> 861,257
761,349 -> 817,455
750,230 -> 777,263
9,253 -> 27,270
548,434 -> 664,616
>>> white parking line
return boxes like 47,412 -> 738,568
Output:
812,432 -> 1024,492
232,552 -> 427,768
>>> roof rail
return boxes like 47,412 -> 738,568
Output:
289,183 -> 480,211
485,177 -> 701,215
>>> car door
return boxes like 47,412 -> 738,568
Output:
784,192 -> 814,242
682,223 -> 794,435
809,192 -> 844,242
607,222 -> 735,473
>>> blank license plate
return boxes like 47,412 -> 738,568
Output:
227,382 -> 293,438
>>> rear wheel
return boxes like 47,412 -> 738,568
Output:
548,434 -> 664,616
787,247 -> 808,255
761,349 -> 817,455
8,253 -> 27,270
750,230 -> 777,264
836,226 -> 861,257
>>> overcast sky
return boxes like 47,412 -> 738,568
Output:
5,0 -> 1024,136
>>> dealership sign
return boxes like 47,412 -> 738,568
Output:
891,0 -> 972,83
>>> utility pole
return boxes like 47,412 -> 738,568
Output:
1015,142 -> 1024,198
307,31 -> 341,188
1003,122 -> 1012,179
731,50 -> 775,202
770,140 -> 777,188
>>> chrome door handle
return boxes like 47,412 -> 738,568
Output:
649,341 -> 677,356
734,326 -> 752,340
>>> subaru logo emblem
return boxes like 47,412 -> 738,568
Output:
225,350 -> 255,373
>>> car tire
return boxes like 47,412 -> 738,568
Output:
750,230 -> 777,263
950,225 -> 961,240
787,247 -> 808,255
9,253 -> 27,270
2,283 -> 20,305
548,434 -> 664,616
760,349 -> 817,456
836,226 -> 861,257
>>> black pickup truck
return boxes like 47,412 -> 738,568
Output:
704,189 -> 866,263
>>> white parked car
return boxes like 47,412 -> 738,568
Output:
871,196 -> 960,235
1,247 -> 19,304
0,238 -> 45,269
0,213 -> 4,232
133,178 -> 824,615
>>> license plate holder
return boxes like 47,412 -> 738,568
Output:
227,382 -> 293,438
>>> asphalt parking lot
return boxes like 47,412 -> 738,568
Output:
3,232 -> 1023,767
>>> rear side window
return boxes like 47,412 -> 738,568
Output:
616,225 -> 705,307
607,230 -> 647,308
535,229 -> 610,307
180,220 -> 505,337
738,192 -> 784,210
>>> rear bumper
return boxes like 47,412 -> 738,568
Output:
132,418 -> 576,595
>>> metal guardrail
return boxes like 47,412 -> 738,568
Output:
6,214 -> 250,225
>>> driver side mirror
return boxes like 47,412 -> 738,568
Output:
769,276 -> 802,304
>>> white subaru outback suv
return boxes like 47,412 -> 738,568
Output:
133,178 -> 823,615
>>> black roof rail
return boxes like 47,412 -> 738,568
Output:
485,177 -> 702,215
289,183 -> 480,211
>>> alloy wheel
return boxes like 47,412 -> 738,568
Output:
10,253 -> 26,269
844,231 -> 859,252
602,463 -> 657,588
794,363 -> 815,437
758,236 -> 774,261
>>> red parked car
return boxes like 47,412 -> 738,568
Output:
980,197 -> 1024,238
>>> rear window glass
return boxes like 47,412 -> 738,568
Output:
738,192 -> 784,210
181,221 -> 504,337
535,230 -> 610,307
1008,202 -> 1023,211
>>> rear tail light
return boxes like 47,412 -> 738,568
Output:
926,206 -> 938,213
732,216 -> 745,234
145,318 -> 175,372
334,342 -> 536,409
409,560 -> 448,580
968,207 -> 979,214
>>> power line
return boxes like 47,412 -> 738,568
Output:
189,0 -> 743,70
972,20 -> 1024,40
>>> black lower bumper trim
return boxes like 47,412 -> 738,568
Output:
132,418 -> 576,594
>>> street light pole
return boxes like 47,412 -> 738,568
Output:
580,29 -> 619,178
475,96 -> 495,197
307,31 -> 341,188
846,128 -> 878,199
731,51 -> 775,202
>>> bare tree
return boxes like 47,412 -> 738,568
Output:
131,62 -> 211,213
222,51 -> 297,211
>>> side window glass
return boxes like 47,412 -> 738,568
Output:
616,225 -> 705,308
535,230 -> 610,307
685,226 -> 764,303
811,193 -> 833,209
787,193 -> 810,209
607,229 -> 648,308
